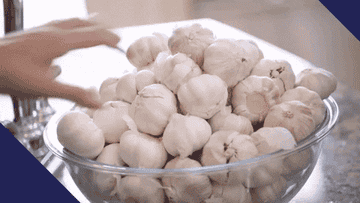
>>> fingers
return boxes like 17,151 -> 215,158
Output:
36,81 -> 102,109
62,25 -> 121,50
45,18 -> 99,30
0,71 -> 102,109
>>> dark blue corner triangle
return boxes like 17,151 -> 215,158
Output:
319,0 -> 360,40
0,123 -> 78,203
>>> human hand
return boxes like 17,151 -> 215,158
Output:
0,18 -> 121,109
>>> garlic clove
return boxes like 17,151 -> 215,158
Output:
129,84 -> 178,136
231,75 -> 281,125
250,176 -> 287,203
280,86 -> 326,126
251,59 -> 296,95
168,23 -> 216,67
295,67 -> 337,99
119,130 -> 168,169
203,38 -> 254,88
57,111 -> 105,159
178,74 -> 228,119
92,101 -> 131,143
263,100 -> 316,143
115,72 -> 137,104
116,176 -> 165,203
135,69 -> 156,92
162,157 -> 213,203
162,113 -> 212,159
126,33 -> 169,71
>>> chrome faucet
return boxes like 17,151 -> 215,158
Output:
2,0 -> 58,161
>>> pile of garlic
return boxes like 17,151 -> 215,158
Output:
57,23 -> 338,203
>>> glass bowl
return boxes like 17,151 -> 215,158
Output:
44,96 -> 339,203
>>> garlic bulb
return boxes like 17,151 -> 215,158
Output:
205,180 -> 252,203
251,59 -> 295,95
264,100 -> 316,143
129,84 -> 177,136
153,52 -> 202,94
119,130 -> 168,168
135,69 -> 156,92
203,38 -> 256,87
221,182 -> 252,203
209,106 -> 254,135
237,39 -> 264,70
162,113 -> 212,158
168,23 -> 215,67
116,176 -> 165,203
250,176 -> 287,203
251,127 -> 296,155
57,111 -> 105,159
126,32 -> 169,71
99,77 -> 120,104
231,75 -> 281,125
295,67 -> 337,99
92,101 -> 131,143
177,74 -> 228,119
93,143 -> 124,195
281,148 -> 314,177
115,72 -> 137,104
280,86 -> 326,126
162,157 -> 213,203
201,131 -> 259,184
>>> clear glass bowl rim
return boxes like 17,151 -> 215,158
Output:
43,96 -> 339,176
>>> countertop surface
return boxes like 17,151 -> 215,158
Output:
1,18 -> 359,202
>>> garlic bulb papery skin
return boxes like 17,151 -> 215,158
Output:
129,84 -> 177,136
162,157 -> 213,203
135,69 -> 156,92
92,101 -> 131,143
295,67 -> 337,99
203,38 -> 254,88
209,106 -> 254,135
153,52 -> 202,94
201,131 -> 259,184
119,130 -> 168,168
115,72 -> 137,104
263,100 -> 316,143
168,23 -> 216,67
250,176 -> 287,203
99,77 -> 120,104
231,75 -> 281,125
162,113 -> 212,159
126,32 -> 169,71
250,59 -> 296,95
251,127 -> 296,155
57,111 -> 105,159
280,86 -> 326,126
93,143 -> 125,195
116,176 -> 165,203
177,74 -> 228,119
